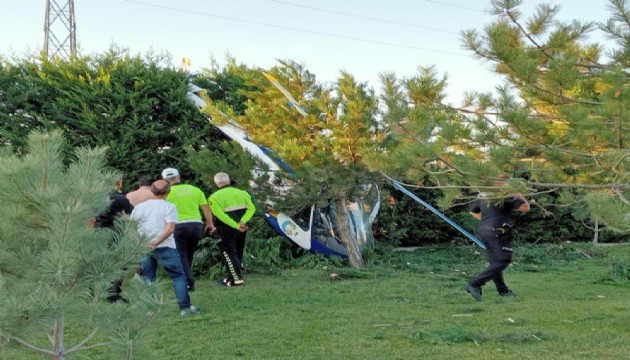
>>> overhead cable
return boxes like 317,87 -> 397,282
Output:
124,0 -> 468,57
269,0 -> 460,34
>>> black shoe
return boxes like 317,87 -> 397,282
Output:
499,289 -> 517,296
107,296 -> 129,304
464,284 -> 483,301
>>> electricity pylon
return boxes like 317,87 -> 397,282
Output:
43,0 -> 76,60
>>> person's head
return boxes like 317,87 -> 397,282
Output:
161,168 -> 181,184
493,172 -> 509,187
138,175 -> 154,187
113,175 -> 124,191
151,179 -> 171,197
214,172 -> 230,188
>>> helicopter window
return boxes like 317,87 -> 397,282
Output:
291,207 -> 311,232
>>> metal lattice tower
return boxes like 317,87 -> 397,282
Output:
43,0 -> 77,60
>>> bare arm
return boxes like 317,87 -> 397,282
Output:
515,194 -> 531,213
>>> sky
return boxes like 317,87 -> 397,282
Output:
0,0 -> 614,104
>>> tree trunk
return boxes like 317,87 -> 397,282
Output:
334,198 -> 364,268
54,313 -> 65,360
592,218 -> 599,244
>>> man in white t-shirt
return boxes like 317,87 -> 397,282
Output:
130,179 -> 200,316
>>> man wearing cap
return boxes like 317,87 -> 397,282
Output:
161,167 -> 214,292
208,172 -> 256,286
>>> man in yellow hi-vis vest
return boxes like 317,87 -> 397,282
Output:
208,172 -> 256,287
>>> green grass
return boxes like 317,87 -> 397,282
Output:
5,244 -> 630,359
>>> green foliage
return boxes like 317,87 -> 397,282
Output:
0,130 -> 162,358
607,259 -> 630,283
245,236 -> 293,270
288,251 -> 345,269
373,183 -> 473,247
187,140 -> 260,192
596,244 -> 630,284
0,49 -> 225,191
514,242 -> 600,266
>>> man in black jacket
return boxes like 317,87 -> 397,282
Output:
464,173 -> 530,301
93,177 -> 134,302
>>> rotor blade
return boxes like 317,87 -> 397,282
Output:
263,72 -> 308,117
390,180 -> 485,249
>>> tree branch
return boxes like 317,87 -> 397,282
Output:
613,187 -> 630,206
527,181 -> 630,190
10,336 -> 57,357
65,328 -> 101,355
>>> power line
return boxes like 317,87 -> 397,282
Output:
123,0 -> 468,57
269,0 -> 460,35
424,0 -> 486,13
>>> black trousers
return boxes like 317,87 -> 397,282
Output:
217,226 -> 247,283
469,229 -> 513,294
107,277 -> 124,303
174,222 -> 204,288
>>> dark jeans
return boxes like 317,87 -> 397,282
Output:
142,247 -> 191,310
469,228 -> 513,294
174,222 -> 204,288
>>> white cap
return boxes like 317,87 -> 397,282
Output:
161,168 -> 179,180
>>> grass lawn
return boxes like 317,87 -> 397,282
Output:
6,243 -> 630,359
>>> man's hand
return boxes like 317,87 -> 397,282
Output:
239,222 -> 248,232
149,239 -> 160,249
205,224 -> 216,235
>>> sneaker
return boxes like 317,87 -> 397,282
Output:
464,284 -> 483,301
180,305 -> 201,317
232,279 -> 244,286
499,289 -> 517,296
216,278 -> 230,287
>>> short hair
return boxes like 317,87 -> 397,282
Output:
151,180 -> 171,196
138,175 -> 154,187
214,172 -> 230,185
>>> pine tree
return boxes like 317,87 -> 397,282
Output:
0,131 -> 161,359
377,0 -> 630,237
